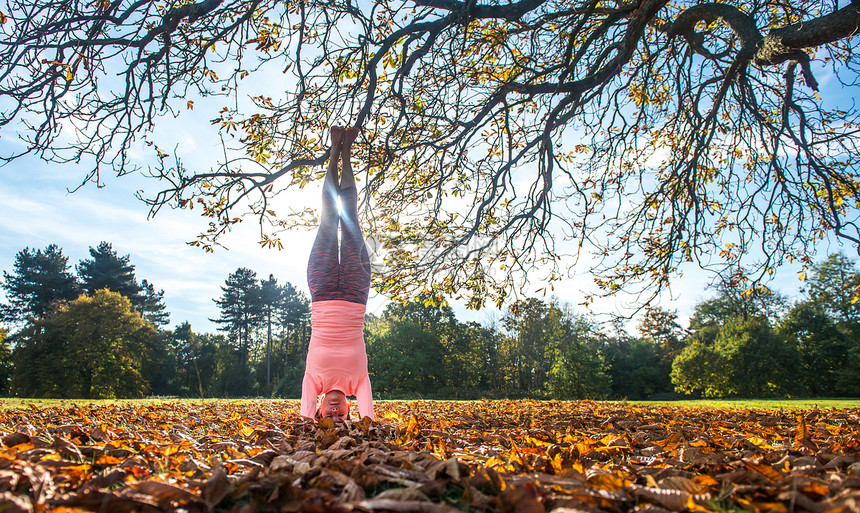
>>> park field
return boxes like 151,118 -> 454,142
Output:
0,399 -> 858,512
628,398 -> 860,410
1,397 -> 858,410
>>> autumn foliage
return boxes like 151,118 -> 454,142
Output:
0,400 -> 858,512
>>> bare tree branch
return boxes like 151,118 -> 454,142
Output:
2,0 -> 860,308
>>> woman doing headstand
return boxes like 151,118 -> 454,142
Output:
301,126 -> 374,421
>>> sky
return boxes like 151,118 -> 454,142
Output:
0,13 -> 835,336
0,153 -> 328,333
0,87 -> 821,336
0,145 -> 811,336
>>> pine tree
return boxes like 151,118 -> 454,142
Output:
260,275 -> 280,385
212,268 -> 263,354
1,245 -> 79,323
140,279 -> 170,326
77,242 -> 142,299
211,268 -> 263,395
77,242 -> 168,325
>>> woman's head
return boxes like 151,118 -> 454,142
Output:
316,390 -> 350,421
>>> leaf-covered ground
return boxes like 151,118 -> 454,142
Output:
0,400 -> 858,512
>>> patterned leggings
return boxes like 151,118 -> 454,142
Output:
307,182 -> 371,304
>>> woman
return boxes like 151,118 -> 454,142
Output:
301,126 -> 374,421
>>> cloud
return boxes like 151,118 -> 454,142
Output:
0,159 -> 328,332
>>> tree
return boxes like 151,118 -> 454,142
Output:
171,322 -> 221,398
501,298 -> 555,395
382,299 -> 504,397
78,242 -> 142,299
272,321 -> 312,399
689,283 -> 787,329
671,339 -> 727,398
672,316 -> 800,398
717,317 -> 801,397
446,321 -> 502,396
366,299 -> 454,397
212,267 -> 263,353
637,307 -> 685,393
77,242 -> 169,325
260,275 -> 280,386
605,337 -> 666,400
272,281 -> 310,332
790,253 -> 860,396
1,245 -> 79,323
839,338 -> 860,397
367,317 -> 447,397
140,280 -> 171,326
212,268 -> 263,395
803,253 -> 860,324
382,298 -> 461,339
258,275 -> 309,385
0,329 -> 10,395
544,312 -> 611,399
4,0 -> 860,308
11,290 -> 161,398
500,298 -> 609,398
675,288 -> 801,398
778,302 -> 849,396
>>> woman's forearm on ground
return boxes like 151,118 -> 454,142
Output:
300,373 -> 320,419
355,374 -> 374,420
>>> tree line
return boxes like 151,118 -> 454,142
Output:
1,244 -> 859,399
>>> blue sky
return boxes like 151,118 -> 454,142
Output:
0,149 -> 336,332
0,148 -> 807,335
0,102 -> 820,335
0,101 -> 715,333
0,29 -> 830,335
0,149 -> 712,334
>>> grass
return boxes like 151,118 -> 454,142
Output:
624,398 -> 860,410
0,397 -> 858,411
0,397 -> 229,409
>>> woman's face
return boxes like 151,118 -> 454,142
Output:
319,390 -> 348,421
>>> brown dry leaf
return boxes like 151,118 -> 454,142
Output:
656,475 -> 708,495
50,487 -> 161,513
338,478 -> 366,502
628,483 -> 709,511
2,432 -> 30,447
53,436 -> 83,461
743,459 -> 786,482
427,457 -> 462,481
202,458 -> 233,511
494,483 -> 545,513
0,400 -> 855,513
131,479 -> 201,507
0,491 -> 32,513
357,498 -> 461,512
374,487 -> 431,501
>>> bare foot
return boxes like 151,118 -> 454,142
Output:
330,126 -> 344,156
340,127 -> 359,189
343,126 -> 359,150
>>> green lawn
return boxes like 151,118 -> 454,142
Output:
0,397 -> 858,410
0,397 -> 211,409
624,397 -> 860,410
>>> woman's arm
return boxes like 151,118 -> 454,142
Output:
301,373 -> 320,419
355,374 -> 374,420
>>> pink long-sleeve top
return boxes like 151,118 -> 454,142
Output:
301,300 -> 374,419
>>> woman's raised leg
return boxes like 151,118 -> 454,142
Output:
307,127 -> 345,302
338,127 -> 372,304
340,126 -> 358,190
